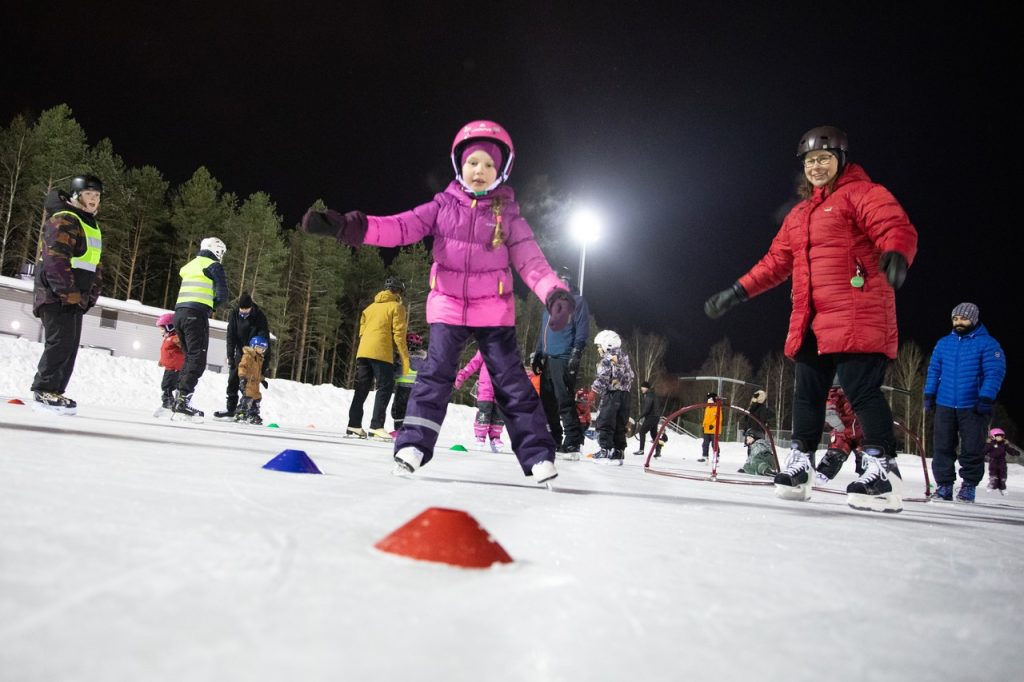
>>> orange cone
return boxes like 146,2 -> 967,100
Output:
8,398 -> 25,405
374,507 -> 514,568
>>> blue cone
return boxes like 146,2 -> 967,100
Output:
262,449 -> 322,474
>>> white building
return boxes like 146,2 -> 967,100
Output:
0,274 -> 233,373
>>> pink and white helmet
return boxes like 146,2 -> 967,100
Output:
450,120 -> 515,193
156,313 -> 174,328
990,428 -> 1005,438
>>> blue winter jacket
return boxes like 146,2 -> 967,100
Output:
924,323 -> 1006,409
536,292 -> 590,358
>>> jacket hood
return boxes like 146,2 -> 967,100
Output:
373,289 -> 403,304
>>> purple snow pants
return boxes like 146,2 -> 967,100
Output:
395,323 -> 556,475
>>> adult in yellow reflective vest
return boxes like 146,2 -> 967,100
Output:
30,174 -> 105,415
171,237 -> 231,419
346,276 -> 411,439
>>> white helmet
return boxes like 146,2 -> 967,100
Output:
200,237 -> 226,260
594,329 -> 622,352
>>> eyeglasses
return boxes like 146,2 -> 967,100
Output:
803,154 -> 836,168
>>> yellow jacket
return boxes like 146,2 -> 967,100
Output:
702,403 -> 721,435
357,289 -> 411,373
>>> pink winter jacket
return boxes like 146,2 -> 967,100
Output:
454,351 -> 494,401
365,181 -> 567,327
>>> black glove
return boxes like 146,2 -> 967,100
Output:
704,282 -> 748,319
239,378 -> 248,392
545,289 -> 575,331
567,347 -> 581,375
530,351 -> 544,376
261,379 -> 269,389
301,207 -> 368,247
976,397 -> 993,416
923,394 -> 935,413
879,251 -> 908,289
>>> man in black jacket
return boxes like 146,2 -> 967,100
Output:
633,381 -> 659,455
215,291 -> 271,419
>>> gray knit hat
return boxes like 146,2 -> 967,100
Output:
951,302 -> 979,325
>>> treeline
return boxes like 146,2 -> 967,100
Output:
2,106 -> 1014,445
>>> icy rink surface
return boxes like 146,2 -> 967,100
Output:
1,336 -> 1021,682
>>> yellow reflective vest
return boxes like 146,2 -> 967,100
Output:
176,256 -> 216,308
51,210 -> 102,272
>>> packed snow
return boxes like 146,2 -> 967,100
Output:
1,335 -> 1021,682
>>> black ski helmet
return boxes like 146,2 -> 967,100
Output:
384,275 -> 405,293
796,126 -> 848,169
69,174 -> 103,196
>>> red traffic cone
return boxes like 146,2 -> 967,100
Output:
374,507 -> 514,568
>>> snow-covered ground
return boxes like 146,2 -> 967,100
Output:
1,335 -> 1021,682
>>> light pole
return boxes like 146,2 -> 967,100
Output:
569,208 -> 602,296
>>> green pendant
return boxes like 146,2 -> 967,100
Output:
850,275 -> 865,288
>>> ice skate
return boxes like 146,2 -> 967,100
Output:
170,391 -> 204,422
816,448 -> 849,481
489,438 -> 503,453
474,436 -> 489,451
774,445 -> 814,501
557,444 -> 580,461
213,409 -> 236,420
930,484 -> 953,502
393,446 -> 425,475
955,483 -> 976,504
32,391 -> 77,416
531,460 -> 558,485
346,426 -> 368,439
845,448 -> 902,513
368,427 -> 393,441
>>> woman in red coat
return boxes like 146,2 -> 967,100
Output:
704,126 -> 917,513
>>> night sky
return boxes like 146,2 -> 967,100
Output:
4,4 -> 1019,425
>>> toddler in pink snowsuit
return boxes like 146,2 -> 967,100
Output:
301,120 -> 574,485
455,350 -> 505,451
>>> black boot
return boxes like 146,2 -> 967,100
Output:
214,394 -> 238,419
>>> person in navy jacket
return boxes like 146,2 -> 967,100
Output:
923,302 -> 1006,503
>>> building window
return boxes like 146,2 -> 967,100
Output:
100,309 -> 118,329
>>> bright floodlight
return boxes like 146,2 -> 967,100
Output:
569,208 -> 602,244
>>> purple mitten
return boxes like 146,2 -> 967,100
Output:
546,289 -> 575,331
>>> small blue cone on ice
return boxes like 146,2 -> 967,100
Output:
262,449 -> 322,474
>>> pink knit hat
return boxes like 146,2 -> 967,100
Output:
461,141 -> 502,168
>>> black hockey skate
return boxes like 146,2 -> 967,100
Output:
846,448 -> 902,513
171,391 -> 204,422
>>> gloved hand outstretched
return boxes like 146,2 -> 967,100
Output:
567,347 -> 581,375
239,378 -> 248,393
704,282 -> 748,319
879,251 -> 908,289
923,394 -> 935,413
976,397 -> 993,416
546,288 -> 575,331
301,206 -> 368,247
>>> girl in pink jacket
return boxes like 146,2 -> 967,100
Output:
302,120 -> 573,485
455,349 -> 505,452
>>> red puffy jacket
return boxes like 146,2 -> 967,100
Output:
738,164 -> 917,359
